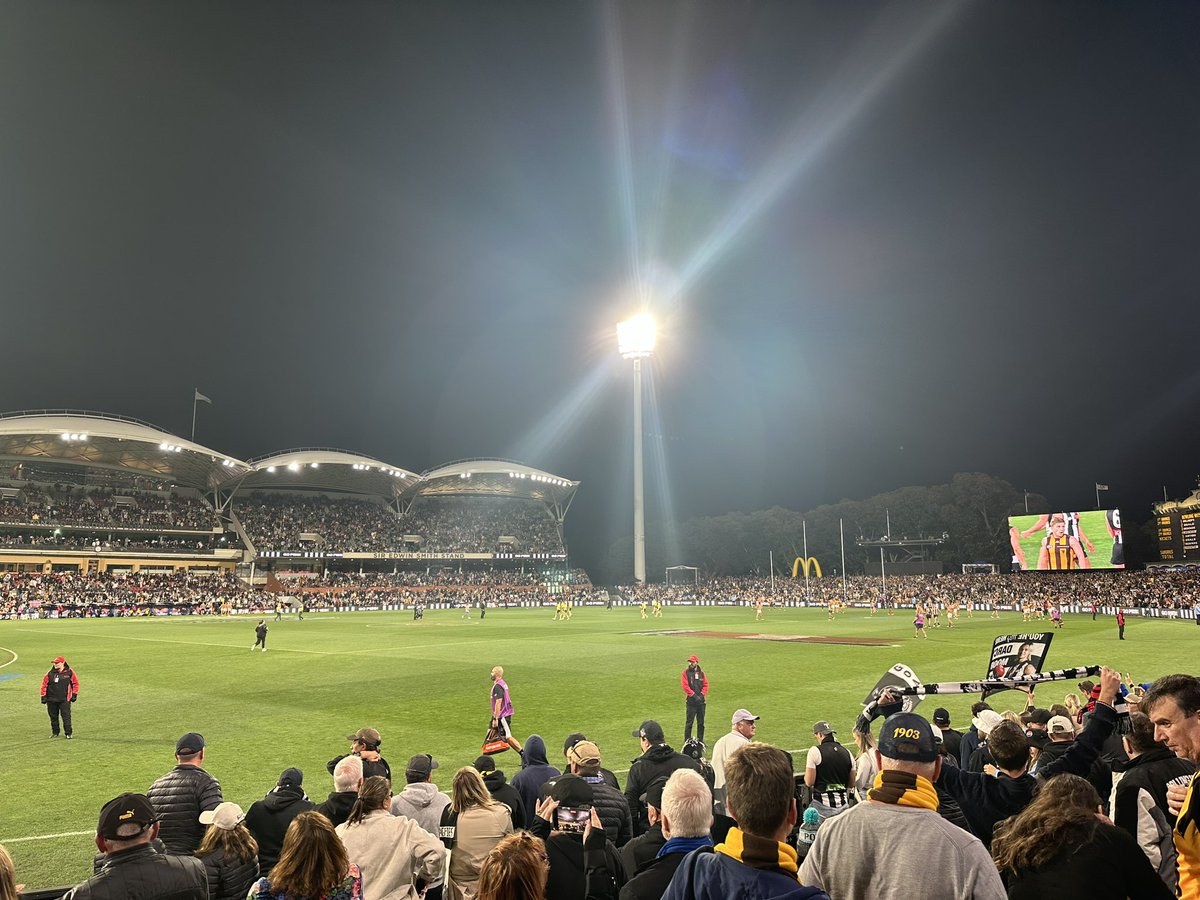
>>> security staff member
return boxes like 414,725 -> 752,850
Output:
681,655 -> 708,743
41,655 -> 79,739
804,721 -> 854,822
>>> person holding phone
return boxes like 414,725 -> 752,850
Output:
531,774 -> 625,900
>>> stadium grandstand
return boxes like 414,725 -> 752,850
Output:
0,411 -> 587,616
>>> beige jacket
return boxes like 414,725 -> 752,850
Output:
444,803 -> 513,900
336,809 -> 445,900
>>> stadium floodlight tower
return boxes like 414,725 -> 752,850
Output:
617,313 -> 656,584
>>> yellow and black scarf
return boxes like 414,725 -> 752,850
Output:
715,826 -> 798,876
868,769 -> 940,810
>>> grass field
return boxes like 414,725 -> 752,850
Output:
0,603 -> 1188,890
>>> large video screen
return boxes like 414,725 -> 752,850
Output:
1007,510 -> 1125,571
1156,510 -> 1200,562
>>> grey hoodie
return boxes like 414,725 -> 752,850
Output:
391,780 -> 451,838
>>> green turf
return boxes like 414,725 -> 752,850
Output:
0,604 -> 1187,889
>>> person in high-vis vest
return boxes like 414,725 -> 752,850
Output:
1142,674 -> 1200,899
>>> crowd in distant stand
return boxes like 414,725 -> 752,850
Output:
236,494 -> 564,555
0,484 -> 218,531
622,571 -> 1200,611
5,668 -> 1198,900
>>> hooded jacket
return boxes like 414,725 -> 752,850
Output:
245,784 -> 316,873
529,815 -> 626,900
482,768 -> 527,829
512,735 -> 561,823
391,780 -> 452,837
315,790 -> 358,828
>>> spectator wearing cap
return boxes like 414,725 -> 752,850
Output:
62,792 -> 207,900
245,768 -> 316,875
1111,711 -> 1196,893
326,727 -> 392,783
315,754 -> 363,828
710,709 -> 758,815
625,720 -> 702,837
957,701 -> 992,769
932,708 -> 963,762
799,714 -> 1004,900
197,802 -> 260,900
148,732 -> 223,855
665,742 -> 828,900
531,773 -> 626,900
681,655 -> 708,744
441,767 -> 514,900
549,740 -> 632,847
564,732 -> 621,790
337,775 -> 446,900
512,734 -> 561,825
474,755 -> 527,830
619,777 -> 668,879
938,665 -> 1125,850
804,721 -> 854,824
620,769 -> 714,900
392,753 -> 452,837
1033,715 -> 1077,770
40,655 -> 79,739
966,709 -> 1003,773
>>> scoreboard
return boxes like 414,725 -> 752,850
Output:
1157,510 -> 1200,560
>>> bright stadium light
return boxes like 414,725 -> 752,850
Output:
617,313 -> 656,584
617,313 -> 657,359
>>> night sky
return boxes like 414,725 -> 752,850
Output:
2,2 -> 1198,573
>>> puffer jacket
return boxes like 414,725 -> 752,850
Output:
198,845 -> 259,900
245,785 -> 316,872
62,843 -> 208,900
148,766 -> 223,854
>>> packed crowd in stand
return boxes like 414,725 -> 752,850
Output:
0,485 -> 218,531
5,668 -> 1198,900
622,571 -> 1200,611
235,494 -> 565,555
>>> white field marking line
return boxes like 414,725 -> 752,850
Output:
1,830 -> 93,843
11,627 -> 508,656
0,646 -> 17,668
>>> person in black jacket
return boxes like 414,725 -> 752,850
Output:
619,777 -> 667,879
148,733 -> 223,855
244,767 -> 315,874
531,774 -> 626,900
196,801 -> 260,900
474,755 -> 527,830
63,792 -> 207,900
315,755 -> 363,828
326,727 -> 392,784
40,655 -> 79,739
624,721 -> 701,836
543,741 -> 632,847
564,732 -> 621,790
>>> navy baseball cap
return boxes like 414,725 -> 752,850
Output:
878,713 -> 939,763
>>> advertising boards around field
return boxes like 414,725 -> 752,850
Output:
1007,509 -> 1124,571
862,663 -> 924,713
983,632 -> 1053,698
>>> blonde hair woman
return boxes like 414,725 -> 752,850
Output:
196,801 -> 259,900
851,728 -> 877,801
477,832 -> 549,900
0,844 -> 21,900
440,767 -> 513,900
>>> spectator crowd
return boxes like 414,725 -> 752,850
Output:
4,668 -> 1197,900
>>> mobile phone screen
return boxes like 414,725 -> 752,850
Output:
556,805 -> 590,833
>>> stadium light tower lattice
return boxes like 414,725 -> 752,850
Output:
617,313 -> 656,584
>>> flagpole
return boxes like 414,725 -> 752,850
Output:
802,520 -> 810,604
191,390 -> 199,442
1095,483 -> 1099,509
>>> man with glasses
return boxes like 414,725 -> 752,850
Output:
327,726 -> 392,783
1141,674 -> 1200,899
711,709 -> 758,815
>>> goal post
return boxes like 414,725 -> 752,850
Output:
665,566 -> 698,586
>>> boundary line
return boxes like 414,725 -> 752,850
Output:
0,646 -> 17,668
